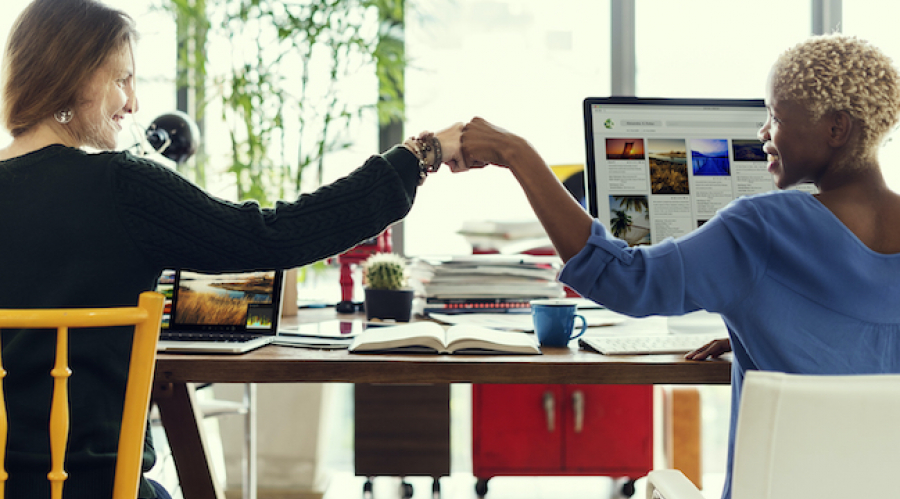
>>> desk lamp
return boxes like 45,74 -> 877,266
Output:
145,110 -> 200,164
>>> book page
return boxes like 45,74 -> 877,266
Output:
349,322 -> 448,353
444,325 -> 540,354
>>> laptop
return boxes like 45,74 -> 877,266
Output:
156,269 -> 285,354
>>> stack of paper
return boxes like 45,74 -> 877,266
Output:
411,254 -> 566,314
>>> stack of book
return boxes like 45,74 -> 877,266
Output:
411,254 -> 566,314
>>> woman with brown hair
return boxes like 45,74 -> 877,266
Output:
0,0 -> 462,497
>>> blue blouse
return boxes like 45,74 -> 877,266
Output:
559,189 -> 900,499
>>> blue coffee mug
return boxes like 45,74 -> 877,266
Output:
531,299 -> 588,347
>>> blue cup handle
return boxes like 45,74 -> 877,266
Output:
570,314 -> 587,340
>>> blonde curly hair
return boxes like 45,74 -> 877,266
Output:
772,34 -> 900,153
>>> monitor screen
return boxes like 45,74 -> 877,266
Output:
582,97 -> 815,246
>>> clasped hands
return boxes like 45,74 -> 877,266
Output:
408,117 -> 526,175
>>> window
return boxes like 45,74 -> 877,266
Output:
635,0 -> 810,99
402,0 -> 611,256
843,3 -> 900,190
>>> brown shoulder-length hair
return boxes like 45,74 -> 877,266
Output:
1,0 -> 138,137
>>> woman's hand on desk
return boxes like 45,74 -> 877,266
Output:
685,338 -> 732,360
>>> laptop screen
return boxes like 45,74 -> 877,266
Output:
158,269 -> 284,333
582,97 -> 814,246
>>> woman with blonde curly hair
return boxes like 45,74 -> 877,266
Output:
457,34 -> 900,499
765,34 -> 900,187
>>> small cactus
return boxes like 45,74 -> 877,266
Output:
362,253 -> 408,290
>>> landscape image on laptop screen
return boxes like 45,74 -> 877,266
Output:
173,271 -> 277,330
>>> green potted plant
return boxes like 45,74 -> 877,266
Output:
362,252 -> 414,322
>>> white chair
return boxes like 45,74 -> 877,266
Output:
646,370 -> 900,499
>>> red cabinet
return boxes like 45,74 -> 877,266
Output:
472,384 -> 652,496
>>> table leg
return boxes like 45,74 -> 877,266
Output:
153,381 -> 225,499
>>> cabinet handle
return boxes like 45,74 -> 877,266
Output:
572,390 -> 584,433
542,391 -> 555,432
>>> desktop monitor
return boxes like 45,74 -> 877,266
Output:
582,97 -> 814,247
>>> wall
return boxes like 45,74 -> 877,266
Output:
214,383 -> 326,494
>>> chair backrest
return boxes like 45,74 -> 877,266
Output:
732,370 -> 900,499
0,291 -> 165,499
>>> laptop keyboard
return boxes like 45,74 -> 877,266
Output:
160,331 -> 261,342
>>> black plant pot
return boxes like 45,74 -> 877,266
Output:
364,288 -> 414,322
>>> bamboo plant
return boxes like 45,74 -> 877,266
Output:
167,0 -> 406,205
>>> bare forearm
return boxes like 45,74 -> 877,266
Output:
460,117 -> 593,262
504,142 -> 593,263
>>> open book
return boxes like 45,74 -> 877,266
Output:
349,322 -> 541,355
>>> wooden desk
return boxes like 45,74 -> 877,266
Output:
156,344 -> 730,385
152,316 -> 731,499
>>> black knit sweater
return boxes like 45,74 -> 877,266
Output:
0,144 -> 420,498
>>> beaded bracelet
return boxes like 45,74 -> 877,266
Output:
406,132 -> 443,185
419,133 -> 442,173
404,137 -> 428,185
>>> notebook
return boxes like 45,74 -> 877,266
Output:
156,269 -> 284,354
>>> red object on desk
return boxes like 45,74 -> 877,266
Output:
335,229 -> 392,302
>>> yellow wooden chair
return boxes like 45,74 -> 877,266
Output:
0,291 -> 165,499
